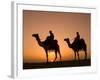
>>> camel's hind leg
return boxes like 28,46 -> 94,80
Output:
85,51 -> 87,60
77,52 -> 80,60
58,49 -> 61,61
84,46 -> 87,60
74,51 -> 77,60
54,50 -> 57,62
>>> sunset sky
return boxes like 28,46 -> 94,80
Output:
23,10 -> 91,63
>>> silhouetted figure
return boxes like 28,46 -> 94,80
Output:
45,30 -> 54,46
32,33 -> 61,63
64,34 -> 87,60
45,30 -> 54,45
74,32 -> 80,45
49,30 -> 54,40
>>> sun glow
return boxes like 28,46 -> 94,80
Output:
48,52 -> 55,62
50,59 -> 54,62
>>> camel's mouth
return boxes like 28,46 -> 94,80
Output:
64,38 -> 69,41
32,34 -> 38,37
64,39 -> 66,41
64,38 -> 67,41
32,34 -> 34,37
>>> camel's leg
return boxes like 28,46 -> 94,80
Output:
59,52 -> 61,61
58,49 -> 61,61
54,50 -> 57,62
77,52 -> 80,60
74,51 -> 76,60
45,50 -> 48,63
85,51 -> 87,60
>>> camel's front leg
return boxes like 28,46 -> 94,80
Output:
45,50 -> 48,63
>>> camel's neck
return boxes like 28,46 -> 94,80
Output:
66,40 -> 72,48
35,36 -> 43,47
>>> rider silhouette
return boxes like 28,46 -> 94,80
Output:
74,32 -> 80,46
45,30 -> 54,46
49,30 -> 54,40
75,32 -> 80,40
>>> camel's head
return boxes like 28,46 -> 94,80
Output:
32,34 -> 39,38
64,38 -> 69,42
64,38 -> 71,47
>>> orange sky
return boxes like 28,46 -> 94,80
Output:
23,10 -> 91,63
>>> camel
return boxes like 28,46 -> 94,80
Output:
64,38 -> 87,60
32,34 -> 61,63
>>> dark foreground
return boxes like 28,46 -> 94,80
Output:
23,59 -> 91,69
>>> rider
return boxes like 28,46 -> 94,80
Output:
74,32 -> 80,45
49,30 -> 54,40
45,30 -> 54,45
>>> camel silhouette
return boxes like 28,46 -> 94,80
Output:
64,38 -> 87,60
32,34 -> 61,63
